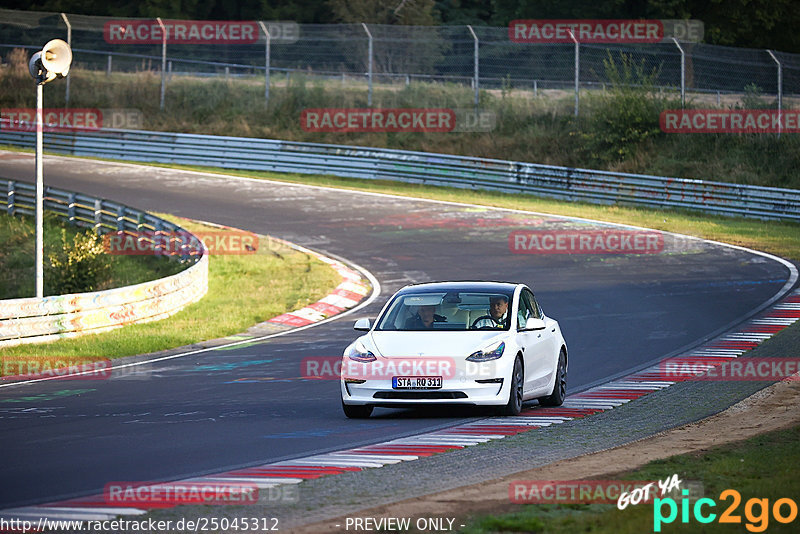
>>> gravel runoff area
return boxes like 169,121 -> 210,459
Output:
137,319 -> 800,532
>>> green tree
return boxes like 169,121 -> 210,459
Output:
327,0 -> 438,25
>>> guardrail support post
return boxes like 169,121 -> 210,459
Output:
767,50 -> 782,139
7,181 -> 13,215
672,37 -> 685,108
67,192 -> 76,224
60,13 -> 72,105
94,198 -> 102,234
258,21 -> 271,106
467,25 -> 479,110
362,23 -> 373,107
157,17 -> 167,110
116,205 -> 125,231
568,30 -> 579,117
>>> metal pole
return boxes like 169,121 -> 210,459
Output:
157,17 -> 167,110
61,13 -> 71,105
35,83 -> 44,299
362,23 -> 373,107
107,54 -> 112,76
258,22 -> 271,105
767,50 -> 782,138
568,30 -> 579,117
467,25 -> 479,110
672,37 -> 685,108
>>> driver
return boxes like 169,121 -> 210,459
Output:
470,295 -> 509,329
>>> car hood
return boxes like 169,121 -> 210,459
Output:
367,331 -> 506,358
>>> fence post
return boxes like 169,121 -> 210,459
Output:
60,13 -> 72,105
258,21 -> 271,105
467,25 -> 479,110
568,30 -> 579,117
156,17 -> 167,110
672,37 -> 685,108
106,54 -> 112,76
767,50 -> 782,139
362,23 -> 373,107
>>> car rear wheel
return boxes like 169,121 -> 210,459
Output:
500,356 -> 524,416
342,400 -> 373,419
538,349 -> 567,407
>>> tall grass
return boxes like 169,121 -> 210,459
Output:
1,47 -> 797,188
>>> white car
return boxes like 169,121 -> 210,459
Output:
341,281 -> 568,418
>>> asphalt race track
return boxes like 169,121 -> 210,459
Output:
0,152 -> 794,509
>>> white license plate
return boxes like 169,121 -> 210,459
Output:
393,376 -> 442,389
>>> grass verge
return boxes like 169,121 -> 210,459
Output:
459,424 -> 800,533
0,215 -> 343,363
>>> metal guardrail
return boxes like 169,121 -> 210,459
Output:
1,180 -> 208,347
0,126 -> 798,221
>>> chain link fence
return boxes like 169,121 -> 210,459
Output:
0,7 -> 797,114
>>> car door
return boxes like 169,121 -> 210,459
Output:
516,288 -> 551,394
532,292 -> 560,378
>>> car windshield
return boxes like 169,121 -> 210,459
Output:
375,289 -> 514,331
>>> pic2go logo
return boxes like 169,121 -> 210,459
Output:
653,489 -> 798,532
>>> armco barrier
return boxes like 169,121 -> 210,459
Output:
0,126 -> 798,221
1,180 -> 208,348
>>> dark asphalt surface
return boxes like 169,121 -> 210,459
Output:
0,152 -> 793,509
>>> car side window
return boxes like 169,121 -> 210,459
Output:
530,293 -> 543,319
517,290 -> 537,330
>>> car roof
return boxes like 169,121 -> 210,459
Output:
395,281 -> 521,295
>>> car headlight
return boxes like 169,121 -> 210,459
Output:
345,339 -> 377,362
466,340 -> 505,362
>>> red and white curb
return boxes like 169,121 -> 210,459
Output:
3,288 -> 797,523
266,238 -> 370,328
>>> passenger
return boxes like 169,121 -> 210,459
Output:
405,304 -> 446,329
470,295 -> 509,329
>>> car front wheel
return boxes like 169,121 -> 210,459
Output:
538,349 -> 566,407
500,356 -> 524,416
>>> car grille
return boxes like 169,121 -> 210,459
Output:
373,391 -> 468,400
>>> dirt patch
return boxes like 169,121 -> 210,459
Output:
294,375 -> 800,532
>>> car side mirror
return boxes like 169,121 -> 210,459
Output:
524,318 -> 546,331
354,318 -> 371,331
